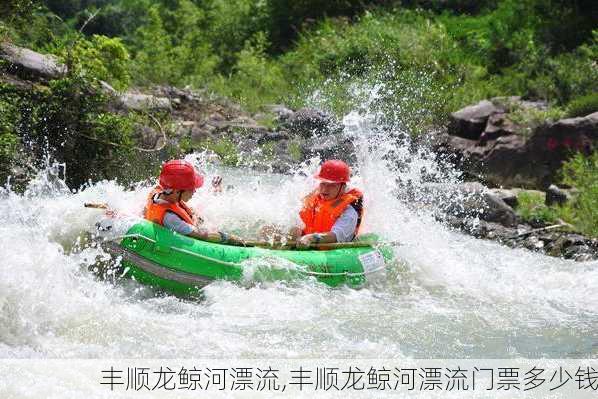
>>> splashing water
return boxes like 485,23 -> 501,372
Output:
1,86 -> 597,370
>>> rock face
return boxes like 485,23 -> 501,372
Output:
432,183 -> 598,262
265,104 -> 294,122
545,184 -> 570,206
421,182 -> 519,227
448,100 -> 501,140
118,92 -> 172,111
439,98 -> 598,189
285,107 -> 341,138
0,42 -> 66,80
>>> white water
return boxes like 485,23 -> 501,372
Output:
1,94 -> 597,371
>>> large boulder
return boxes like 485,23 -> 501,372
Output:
303,134 -> 356,163
520,112 -> 598,187
285,107 -> 341,138
118,92 -> 172,111
265,104 -> 294,122
545,184 -> 571,206
420,182 -> 519,227
438,106 -> 598,189
0,42 -> 66,80
480,112 -> 521,142
448,100 -> 502,140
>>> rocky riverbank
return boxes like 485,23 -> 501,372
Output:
429,97 -> 597,261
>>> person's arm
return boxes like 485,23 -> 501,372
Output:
297,206 -> 358,247
297,231 -> 338,248
189,227 -> 246,245
164,212 -> 245,245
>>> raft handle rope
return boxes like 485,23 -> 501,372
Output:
103,235 -> 388,277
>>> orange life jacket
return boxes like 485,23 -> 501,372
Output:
300,188 -> 364,236
144,186 -> 197,226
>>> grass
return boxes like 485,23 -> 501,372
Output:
516,191 -> 560,225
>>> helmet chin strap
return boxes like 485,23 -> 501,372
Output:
334,183 -> 346,199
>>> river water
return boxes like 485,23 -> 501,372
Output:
0,99 -> 597,397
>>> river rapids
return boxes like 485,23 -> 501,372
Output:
0,90 -> 596,398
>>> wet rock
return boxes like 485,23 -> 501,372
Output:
448,100 -> 501,140
257,131 -> 289,145
481,189 -> 519,227
285,108 -> 341,138
546,234 -> 588,257
134,125 -> 163,150
453,182 -> 518,226
480,112 -> 520,142
545,184 -> 570,206
265,104 -> 294,122
303,134 -> 356,163
564,244 -> 592,260
490,188 -> 519,208
118,92 -> 172,111
523,235 -> 545,250
421,182 -> 518,227
470,220 -> 517,241
0,42 -> 66,80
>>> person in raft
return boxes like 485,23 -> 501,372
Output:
291,159 -> 364,248
144,159 -> 243,244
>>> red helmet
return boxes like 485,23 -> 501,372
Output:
159,160 -> 204,190
315,160 -> 350,183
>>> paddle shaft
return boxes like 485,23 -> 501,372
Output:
243,240 -> 381,250
84,202 -> 109,209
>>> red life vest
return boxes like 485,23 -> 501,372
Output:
299,188 -> 363,236
143,186 -> 197,226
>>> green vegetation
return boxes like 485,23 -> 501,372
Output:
515,152 -> 598,238
288,140 -> 303,162
66,34 -> 131,91
566,93 -> 598,118
202,137 -> 239,166
560,152 -> 598,237
509,105 -> 566,136
2,76 -> 137,187
0,0 -> 596,193
515,191 -> 560,225
3,0 -> 593,122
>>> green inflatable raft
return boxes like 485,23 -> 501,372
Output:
105,220 -> 393,296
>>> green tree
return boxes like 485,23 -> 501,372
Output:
561,152 -> 598,237
130,5 -> 173,85
69,35 -> 131,90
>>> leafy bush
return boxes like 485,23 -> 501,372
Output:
567,93 -> 598,118
129,3 -> 218,87
203,137 -> 239,166
508,105 -> 566,136
560,152 -> 598,237
515,191 -> 559,225
8,76 -> 136,187
0,87 -> 19,180
68,35 -> 131,90
211,32 -> 289,111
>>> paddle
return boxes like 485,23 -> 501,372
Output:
241,239 -> 384,250
84,203 -> 399,249
84,202 -> 109,209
